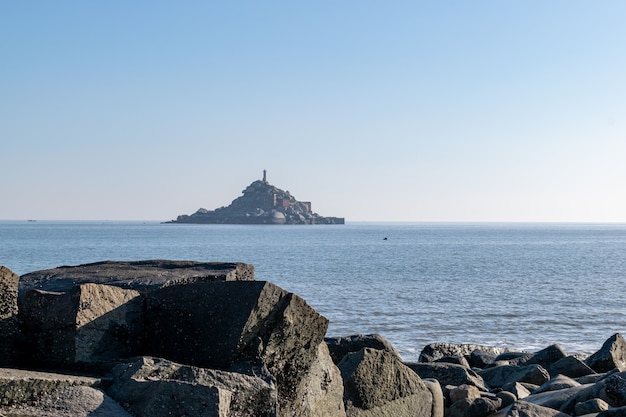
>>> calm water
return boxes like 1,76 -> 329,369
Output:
2,221 -> 626,361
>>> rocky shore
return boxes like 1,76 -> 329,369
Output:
2,261 -> 626,417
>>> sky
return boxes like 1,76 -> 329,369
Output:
1,2 -> 625,222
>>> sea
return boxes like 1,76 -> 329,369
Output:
2,220 -> 626,362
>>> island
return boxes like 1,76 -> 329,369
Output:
165,170 -> 345,225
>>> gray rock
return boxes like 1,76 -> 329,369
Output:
436,355 -> 471,368
419,343 -> 512,363
501,382 -> 532,399
107,356 -> 277,417
339,348 -> 432,417
522,384 -> 590,412
478,364 -> 550,389
423,378 -> 445,417
549,356 -> 596,379
520,345 -> 568,370
533,375 -> 581,394
574,398 -> 609,416
598,406 -> 626,417
0,266 -> 18,366
497,391 -> 518,408
18,283 -> 142,369
325,334 -> 401,364
449,397 -> 502,417
405,362 -> 487,391
144,280 -> 329,414
586,333 -> 626,373
19,260 -> 254,294
602,372 -> 626,407
450,384 -> 481,403
507,400 -> 571,417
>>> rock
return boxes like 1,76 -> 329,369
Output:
419,343 -> 512,363
1,385 -> 132,417
423,378 -> 445,417
470,350 -> 499,368
325,334 -> 402,364
478,364 -> 550,389
0,266 -> 19,366
533,375 -> 581,394
586,333 -> 626,373
18,283 -> 142,369
574,398 -> 609,416
497,390 -> 518,408
405,362 -> 488,391
288,342 -> 346,417
549,356 -> 596,379
339,347 -> 432,417
19,260 -> 254,294
523,385 -> 590,412
106,356 -> 277,417
436,355 -> 472,368
501,382 -> 532,399
598,406 -> 626,417
144,280 -> 329,414
602,372 -> 626,407
449,397 -> 502,417
507,400 -> 571,417
450,384 -> 481,403
520,345 -> 568,370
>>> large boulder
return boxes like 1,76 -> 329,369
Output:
405,362 -> 488,391
586,333 -> 626,373
18,283 -> 142,369
419,342 -> 512,364
338,348 -> 432,417
519,345 -> 568,370
325,334 -> 402,364
506,400 -> 571,417
19,260 -> 254,293
478,364 -> 550,389
143,280 -> 329,414
106,356 -> 277,417
0,266 -> 19,366
548,355 -> 596,378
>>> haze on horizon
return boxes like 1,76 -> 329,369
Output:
1,2 -> 625,223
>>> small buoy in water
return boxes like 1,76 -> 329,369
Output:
383,237 -> 388,240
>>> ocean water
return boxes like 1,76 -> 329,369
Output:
2,221 -> 626,361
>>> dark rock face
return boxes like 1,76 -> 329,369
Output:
0,266 -> 18,365
419,342 -> 512,364
325,333 -> 402,364
339,348 -> 432,417
18,260 -> 254,294
586,333 -> 626,373
167,177 -> 344,224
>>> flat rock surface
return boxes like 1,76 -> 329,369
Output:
18,260 -> 254,293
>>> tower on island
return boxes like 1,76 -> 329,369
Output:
263,169 -> 267,183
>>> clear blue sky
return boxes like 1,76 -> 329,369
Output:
2,1 -> 625,222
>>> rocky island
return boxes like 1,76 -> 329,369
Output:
166,171 -> 344,225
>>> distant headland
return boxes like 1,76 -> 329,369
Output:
165,170 -> 345,225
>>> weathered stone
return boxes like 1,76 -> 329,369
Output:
449,397 -> 502,417
478,364 -> 550,389
107,356 -> 277,417
469,350 -> 499,368
586,333 -> 626,373
507,400 -> 571,417
450,384 -> 481,403
502,382 -> 532,399
533,375 -> 581,394
574,398 -> 609,416
602,372 -> 626,407
598,406 -> 626,417
325,334 -> 401,364
497,390 -> 518,408
0,266 -> 19,366
144,280 -> 329,414
18,283 -> 142,369
549,356 -> 596,378
0,385 -> 132,417
339,348 -> 432,417
423,378 -> 445,417
19,260 -> 254,294
436,355 -> 471,368
523,385 -> 589,412
520,345 -> 568,370
289,342 -> 346,417
419,343 -> 512,363
405,362 -> 487,391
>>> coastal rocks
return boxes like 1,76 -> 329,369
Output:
106,356 -> 277,417
419,343 -> 512,365
585,333 -> 626,373
339,347 -> 433,417
18,260 -> 254,293
143,280 -> 330,415
478,364 -> 551,388
325,333 -> 402,364
405,362 -> 488,391
0,266 -> 18,365
18,283 -> 142,369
